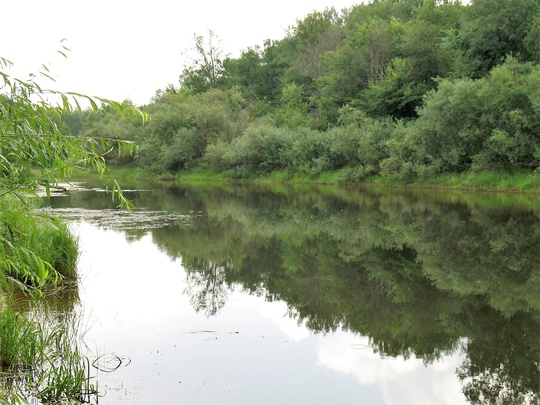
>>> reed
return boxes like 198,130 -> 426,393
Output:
0,299 -> 98,404
393,170 -> 540,193
0,300 -> 38,368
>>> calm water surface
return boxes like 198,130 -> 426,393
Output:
43,180 -> 540,405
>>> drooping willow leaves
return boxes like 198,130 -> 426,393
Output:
0,54 -> 149,293
0,55 -> 149,206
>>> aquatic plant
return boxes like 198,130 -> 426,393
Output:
0,299 -> 98,404
0,48 -> 144,404
0,299 -> 38,368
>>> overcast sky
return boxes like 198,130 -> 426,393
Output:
2,0 -> 361,106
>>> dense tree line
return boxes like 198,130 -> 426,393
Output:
63,0 -> 540,181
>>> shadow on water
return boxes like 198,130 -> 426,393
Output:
43,180 -> 540,404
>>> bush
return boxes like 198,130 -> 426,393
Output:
327,126 -> 363,167
329,108 -> 396,176
287,128 -> 333,174
161,128 -> 201,172
381,60 -> 540,179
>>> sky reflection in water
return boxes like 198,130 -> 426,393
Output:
72,222 -> 466,405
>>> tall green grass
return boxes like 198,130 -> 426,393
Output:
118,158 -> 540,193
408,170 -> 540,192
0,299 -> 38,369
0,298 -> 98,404
20,217 -> 79,280
0,195 -> 79,293
0,189 -> 96,404
174,167 -> 229,182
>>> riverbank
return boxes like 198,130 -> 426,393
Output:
103,166 -> 540,194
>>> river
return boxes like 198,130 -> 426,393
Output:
42,178 -> 540,405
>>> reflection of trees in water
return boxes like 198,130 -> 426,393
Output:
183,259 -> 231,317
456,305 -> 540,404
148,185 -> 540,403
459,351 -> 536,405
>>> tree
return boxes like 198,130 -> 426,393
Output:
457,0 -> 540,77
135,87 -> 249,174
179,30 -> 227,93
358,57 -> 427,118
222,43 -> 285,114
275,83 -> 316,129
287,8 -> 345,81
381,59 -> 540,179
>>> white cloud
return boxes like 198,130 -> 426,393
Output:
317,332 -> 468,405
257,300 -> 312,341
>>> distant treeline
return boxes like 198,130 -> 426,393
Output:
60,0 -> 540,181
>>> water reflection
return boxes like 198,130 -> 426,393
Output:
46,182 -> 540,404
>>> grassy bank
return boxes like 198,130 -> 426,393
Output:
0,193 -> 96,404
0,196 -> 79,293
108,165 -> 540,194
387,170 -> 540,193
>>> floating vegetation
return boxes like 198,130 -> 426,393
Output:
38,182 -> 202,231
37,182 -> 150,197
41,207 -> 198,231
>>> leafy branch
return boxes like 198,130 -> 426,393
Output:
0,52 -> 149,208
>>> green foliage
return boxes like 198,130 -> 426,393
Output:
160,128 -> 200,172
313,1 -> 463,124
0,194 -> 79,293
74,100 -> 146,166
289,8 -> 344,81
274,83 -> 316,129
205,124 -> 294,176
71,0 -> 540,186
224,40 -> 290,106
457,0 -> 539,77
285,128 -> 332,175
357,57 -> 427,118
0,300 -> 38,369
382,60 -> 540,179
0,300 -> 98,404
0,54 -> 147,293
524,12 -> 540,62
331,107 -> 395,177
180,30 -> 227,93
398,19 -> 453,84
411,170 -> 540,192
208,110 -> 395,179
0,50 -> 145,405
138,88 -> 248,174
0,56 -> 147,205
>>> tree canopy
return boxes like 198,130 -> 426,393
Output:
64,0 -> 540,183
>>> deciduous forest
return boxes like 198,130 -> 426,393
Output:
62,0 -> 540,185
